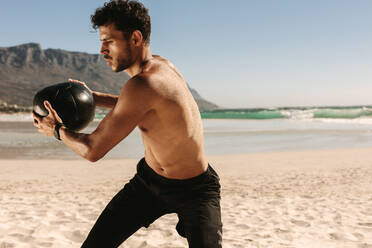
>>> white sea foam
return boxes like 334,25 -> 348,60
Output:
312,117 -> 372,125
278,107 -> 372,124
280,109 -> 315,120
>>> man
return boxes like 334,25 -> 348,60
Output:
33,0 -> 222,247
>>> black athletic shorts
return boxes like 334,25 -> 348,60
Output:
81,157 -> 223,248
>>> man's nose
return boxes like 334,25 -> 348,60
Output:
100,44 -> 108,55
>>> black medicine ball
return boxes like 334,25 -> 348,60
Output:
33,82 -> 95,131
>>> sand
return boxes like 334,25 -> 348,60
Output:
0,148 -> 372,248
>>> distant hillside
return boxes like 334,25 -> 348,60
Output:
0,43 -> 218,111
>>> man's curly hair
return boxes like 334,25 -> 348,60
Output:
91,0 -> 151,45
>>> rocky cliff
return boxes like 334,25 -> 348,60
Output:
0,43 -> 218,112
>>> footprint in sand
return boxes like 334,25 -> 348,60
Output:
0,242 -> 15,248
36,209 -> 46,217
290,219 -> 310,227
333,213 -> 342,224
305,214 -> 315,221
328,232 -> 344,241
234,223 -> 250,229
55,210 -> 65,217
124,240 -> 148,248
358,222 -> 372,227
9,233 -> 34,243
37,242 -> 53,247
63,230 -> 85,243
274,228 -> 293,241
358,243 -> 372,248
82,213 -> 98,221
360,210 -> 372,216
352,232 -> 364,241
267,200 -> 283,205
49,220 -> 71,225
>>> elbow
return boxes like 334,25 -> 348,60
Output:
73,134 -> 105,162
84,149 -> 104,163
79,135 -> 109,162
86,154 -> 100,163
86,153 -> 102,163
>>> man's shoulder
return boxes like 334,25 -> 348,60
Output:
122,58 -> 187,104
124,72 -> 159,96
118,73 -> 163,108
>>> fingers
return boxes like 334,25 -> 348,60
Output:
33,118 -> 39,127
43,101 -> 53,115
68,78 -> 83,83
33,105 -> 59,137
32,111 -> 41,127
43,101 -> 63,123
68,78 -> 86,85
68,78 -> 92,93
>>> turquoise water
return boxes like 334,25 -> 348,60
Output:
200,105 -> 372,120
201,109 -> 285,119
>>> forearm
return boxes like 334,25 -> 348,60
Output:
59,127 -> 101,162
93,91 -> 118,109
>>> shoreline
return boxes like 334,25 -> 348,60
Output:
1,146 -> 372,160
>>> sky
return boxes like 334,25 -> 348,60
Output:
1,0 -> 372,108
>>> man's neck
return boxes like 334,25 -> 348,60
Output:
125,46 -> 152,77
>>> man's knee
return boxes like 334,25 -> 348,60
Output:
180,224 -> 223,248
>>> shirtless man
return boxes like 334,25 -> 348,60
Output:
32,1 -> 222,247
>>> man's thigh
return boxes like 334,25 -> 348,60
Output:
176,197 -> 223,248
81,177 -> 164,248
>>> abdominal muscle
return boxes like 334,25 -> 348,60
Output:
141,129 -> 208,180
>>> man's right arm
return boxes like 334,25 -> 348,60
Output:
33,76 -> 156,162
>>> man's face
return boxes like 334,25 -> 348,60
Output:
99,24 -> 133,72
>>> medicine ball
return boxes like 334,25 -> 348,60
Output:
33,82 -> 95,131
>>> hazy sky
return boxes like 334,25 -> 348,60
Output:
1,0 -> 372,108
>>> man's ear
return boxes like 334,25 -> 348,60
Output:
131,30 -> 144,46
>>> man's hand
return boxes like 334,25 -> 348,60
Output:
68,78 -> 119,109
33,101 -> 63,137
68,78 -> 92,93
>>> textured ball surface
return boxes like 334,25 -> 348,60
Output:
33,82 -> 95,131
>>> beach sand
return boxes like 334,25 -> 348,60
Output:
0,148 -> 371,248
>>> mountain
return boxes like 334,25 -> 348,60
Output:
0,43 -> 218,112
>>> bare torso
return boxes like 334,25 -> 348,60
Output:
136,55 -> 208,179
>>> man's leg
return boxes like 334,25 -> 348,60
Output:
81,175 -> 165,248
176,197 -> 223,248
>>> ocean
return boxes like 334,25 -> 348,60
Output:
1,105 -> 372,159
200,105 -> 372,121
